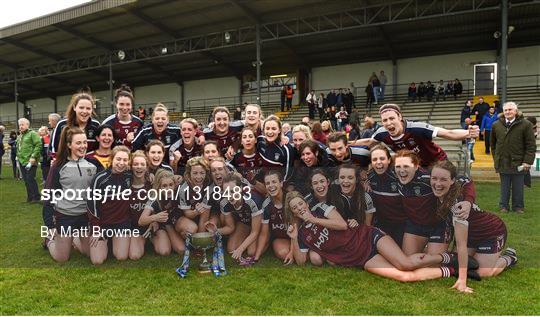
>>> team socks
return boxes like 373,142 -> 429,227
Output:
501,248 -> 518,269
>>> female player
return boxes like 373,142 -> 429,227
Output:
203,106 -> 244,158
86,124 -> 115,171
293,140 -> 331,195
291,124 -> 314,151
128,150 -> 152,260
220,172 -> 262,265
255,170 -> 292,263
50,91 -> 100,156
145,140 -> 174,174
256,115 -> 296,182
231,127 -> 266,206
367,145 -> 406,246
284,191 -> 479,282
101,84 -> 143,148
243,104 -> 264,136
87,146 -> 133,265
139,169 -> 184,255
351,103 -> 479,167
169,118 -> 202,177
394,150 -> 475,255
430,160 -> 516,293
335,164 -> 376,226
132,103 -> 181,159
43,127 -> 97,262
204,157 -> 236,235
175,157 -> 212,237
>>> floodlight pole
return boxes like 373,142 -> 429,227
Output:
14,69 -> 19,130
256,23 -> 261,104
500,0 -> 508,104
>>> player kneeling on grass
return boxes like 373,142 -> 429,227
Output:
128,150 -> 152,260
430,160 -> 517,293
283,191 -> 481,283
220,172 -> 262,265
44,127 -> 97,262
139,169 -> 185,256
87,146 -> 134,265
254,170 -> 294,264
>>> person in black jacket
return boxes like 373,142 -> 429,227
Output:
472,97 -> 490,140
453,78 -> 463,99
460,100 -> 473,129
8,131 -> 20,179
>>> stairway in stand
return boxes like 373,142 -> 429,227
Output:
469,138 -> 499,182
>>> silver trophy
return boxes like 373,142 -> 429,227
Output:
187,232 -> 216,274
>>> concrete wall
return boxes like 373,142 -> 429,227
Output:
311,45 -> 540,95
183,76 -> 240,109
135,83 -> 181,109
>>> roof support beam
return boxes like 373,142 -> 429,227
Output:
54,23 -> 181,83
128,7 -> 243,79
2,0 -> 538,84
229,0 -> 309,68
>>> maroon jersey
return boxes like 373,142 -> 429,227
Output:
367,169 -> 406,223
231,151 -> 265,187
397,168 -> 440,226
129,182 -> 151,228
450,203 -> 506,244
102,114 -> 143,148
298,202 -> 378,268
87,170 -> 132,226
177,182 -> 211,212
261,197 -> 288,239
203,121 -> 243,156
168,139 -> 202,176
220,198 -> 262,226
372,120 -> 447,167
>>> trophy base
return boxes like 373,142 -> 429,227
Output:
198,262 -> 212,274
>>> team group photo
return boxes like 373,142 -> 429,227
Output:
0,0 -> 539,316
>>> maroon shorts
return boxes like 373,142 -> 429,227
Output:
469,230 -> 507,254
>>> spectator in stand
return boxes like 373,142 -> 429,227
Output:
480,107 -> 498,154
436,80 -> 446,101
408,82 -> 417,102
282,123 -> 293,142
328,106 -> 338,131
370,73 -> 381,105
327,89 -> 337,108
48,113 -> 61,130
360,114 -> 381,139
379,70 -> 387,101
280,86 -> 286,112
472,97 -> 490,141
321,120 -> 333,140
425,81 -> 435,102
365,81 -> 374,111
346,88 -> 355,111
444,80 -> 454,99
286,85 -> 294,111
494,100 -> 502,114
38,126 -> 51,183
336,88 -> 344,108
8,131 -> 20,180
137,106 -> 146,121
0,125 -> 4,179
306,90 -> 317,120
348,122 -> 362,142
16,118 -> 42,203
460,100 -> 473,129
234,106 -> 242,121
311,122 -> 327,144
491,102 -> 536,214
453,78 -> 463,99
317,93 -> 326,121
417,82 -> 426,102
349,108 -> 361,129
336,106 -> 349,131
